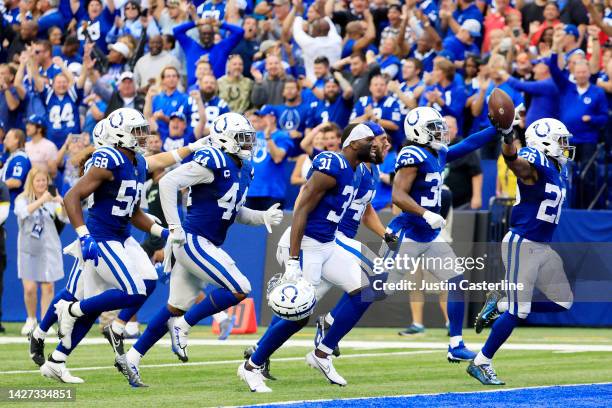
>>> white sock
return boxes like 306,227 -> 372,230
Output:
33,326 -> 46,340
449,335 -> 463,348
111,320 -> 126,335
70,302 -> 84,317
51,350 -> 68,363
247,357 -> 261,369
474,351 -> 492,366
497,299 -> 508,313
26,317 -> 37,324
175,316 -> 191,332
324,313 -> 334,326
126,347 -> 142,366
125,321 -> 139,335
412,322 -> 424,328
212,311 -> 228,323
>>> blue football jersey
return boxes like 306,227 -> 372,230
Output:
304,152 -> 361,243
510,147 -> 567,242
87,147 -> 148,241
183,146 -> 253,246
43,85 -> 83,148
1,151 -> 31,203
388,145 -> 448,242
269,102 -> 311,135
308,96 -> 353,129
338,163 -> 379,239
248,130 -> 293,199
187,89 -> 229,130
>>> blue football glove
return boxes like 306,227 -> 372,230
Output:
155,262 -> 170,285
79,234 -> 100,266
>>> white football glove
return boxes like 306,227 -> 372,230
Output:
500,103 -> 524,135
168,224 -> 186,246
283,259 -> 302,281
422,210 -> 446,230
188,137 -> 211,152
263,203 -> 284,233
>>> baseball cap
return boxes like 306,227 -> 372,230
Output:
259,40 -> 277,54
170,111 -> 186,121
254,105 -> 276,116
564,24 -> 579,38
119,71 -> 134,82
461,19 -> 482,38
272,0 -> 289,5
27,114 -> 46,127
109,42 -> 130,58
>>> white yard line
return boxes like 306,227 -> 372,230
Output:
238,382 -> 612,408
0,350 -> 438,375
1,336 -> 612,352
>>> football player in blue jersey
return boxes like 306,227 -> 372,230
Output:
384,106 -> 510,364
118,113 -> 284,387
38,110 -> 210,384
239,123 -> 377,393
467,118 -> 574,385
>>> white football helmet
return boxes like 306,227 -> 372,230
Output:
267,274 -> 316,321
209,112 -> 256,160
525,118 -> 575,165
92,118 -> 109,148
106,108 -> 150,154
404,107 -> 449,150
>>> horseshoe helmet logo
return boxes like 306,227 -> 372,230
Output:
109,112 -> 124,128
534,122 -> 550,137
213,116 -> 228,134
407,110 -> 419,126
280,285 -> 299,303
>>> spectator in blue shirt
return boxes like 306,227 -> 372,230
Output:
503,62 -> 559,126
1,129 -> 31,204
307,74 -> 354,130
408,31 -> 438,73
145,66 -> 191,141
231,16 -> 259,78
105,0 -> 160,45
161,111 -> 195,153
376,37 -> 402,81
36,0 -> 65,38
440,0 -> 483,39
173,17 -> 244,86
441,19 -> 481,66
419,58 -> 467,133
246,109 -> 294,210
75,0 -> 116,54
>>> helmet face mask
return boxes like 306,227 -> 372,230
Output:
423,119 -> 450,149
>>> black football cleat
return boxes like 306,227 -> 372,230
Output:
102,324 -> 125,356
28,331 -> 45,366
474,290 -> 504,334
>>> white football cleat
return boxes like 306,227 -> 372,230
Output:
305,351 -> 347,386
40,360 -> 84,384
167,317 -> 188,362
237,362 -> 272,393
55,300 -> 77,349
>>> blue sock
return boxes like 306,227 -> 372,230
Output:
183,288 -> 240,326
56,313 -> 98,356
117,279 -> 157,322
447,275 -> 465,337
321,291 -> 372,353
256,315 -> 283,346
481,312 -> 521,359
329,293 -> 351,321
530,301 -> 568,313
133,306 -> 173,356
40,289 -> 76,332
251,319 -> 306,366
80,289 -> 146,316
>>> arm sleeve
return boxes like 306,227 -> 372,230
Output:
447,126 -> 497,162
507,77 -> 558,96
218,22 -> 244,51
13,196 -> 30,220
172,21 -> 197,48
236,206 -> 265,226
159,161 -> 214,227
292,17 -> 312,48
440,87 -> 466,118
589,92 -> 609,126
548,53 -> 570,91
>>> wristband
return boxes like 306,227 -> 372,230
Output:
150,223 -> 165,238
76,225 -> 90,238
171,149 -> 182,163
502,152 -> 518,162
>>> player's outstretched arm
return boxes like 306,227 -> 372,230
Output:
446,126 -> 497,162
289,171 -> 336,258
64,166 -> 112,229
501,138 -> 537,183
145,139 -> 208,173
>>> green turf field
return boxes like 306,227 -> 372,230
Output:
0,323 -> 610,407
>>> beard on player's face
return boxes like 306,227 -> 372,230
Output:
355,139 -> 375,162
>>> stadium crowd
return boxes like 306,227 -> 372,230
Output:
0,0 -> 610,332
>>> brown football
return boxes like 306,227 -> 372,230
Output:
488,88 -> 515,129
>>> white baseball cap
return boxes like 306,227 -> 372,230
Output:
461,19 -> 482,38
110,42 -> 130,58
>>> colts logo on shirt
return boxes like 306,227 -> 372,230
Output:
280,109 -> 300,131
583,97 -> 592,105
253,138 -> 267,164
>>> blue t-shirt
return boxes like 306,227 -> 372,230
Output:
248,130 -> 293,199
1,151 -> 31,203
304,151 -> 361,243
268,102 -> 311,136
372,150 -> 396,210
510,147 -> 567,242
442,35 -> 480,62
87,147 -> 148,241
184,146 -> 253,246
152,90 -> 191,140
308,96 -> 353,129
76,7 -> 115,53
338,163 -> 379,239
